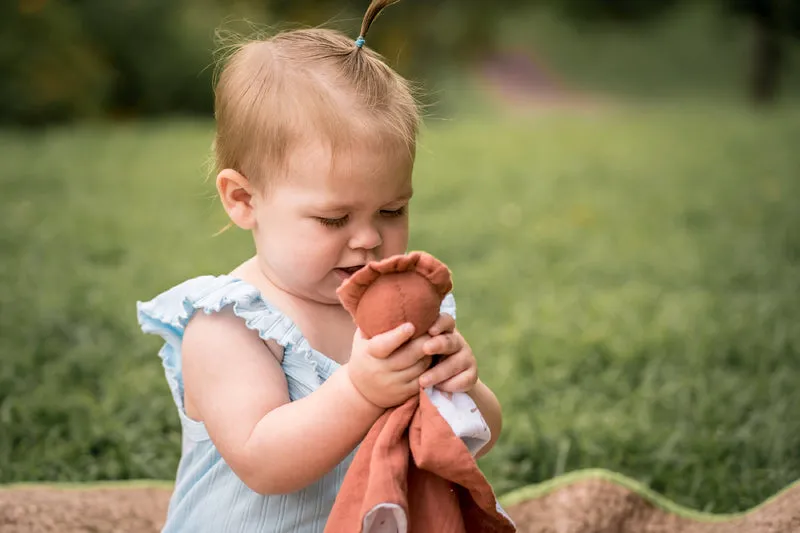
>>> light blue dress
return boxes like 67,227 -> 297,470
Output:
136,274 -> 457,533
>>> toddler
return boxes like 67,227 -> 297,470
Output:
137,0 -> 503,531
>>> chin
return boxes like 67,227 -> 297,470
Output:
318,281 -> 345,305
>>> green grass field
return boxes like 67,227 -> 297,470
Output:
2,100 -> 799,513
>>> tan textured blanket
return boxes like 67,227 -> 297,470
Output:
1,470 -> 799,532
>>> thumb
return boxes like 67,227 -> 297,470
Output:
367,322 -> 416,359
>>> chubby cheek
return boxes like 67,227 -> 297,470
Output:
290,226 -> 347,275
269,241 -> 329,288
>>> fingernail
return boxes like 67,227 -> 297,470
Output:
403,323 -> 415,334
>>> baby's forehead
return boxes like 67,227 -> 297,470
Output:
276,140 -> 413,206
286,129 -> 413,176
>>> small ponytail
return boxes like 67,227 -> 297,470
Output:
355,0 -> 402,50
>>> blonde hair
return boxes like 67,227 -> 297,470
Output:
213,0 -> 419,189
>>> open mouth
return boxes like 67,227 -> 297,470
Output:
336,265 -> 365,277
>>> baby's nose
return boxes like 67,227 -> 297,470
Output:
348,225 -> 382,250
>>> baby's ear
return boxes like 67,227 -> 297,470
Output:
216,169 -> 256,230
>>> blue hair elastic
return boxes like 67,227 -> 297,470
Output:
355,36 -> 365,48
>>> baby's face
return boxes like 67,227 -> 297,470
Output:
251,136 -> 414,305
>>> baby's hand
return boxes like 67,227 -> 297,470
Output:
346,323 -> 432,409
418,313 -> 478,393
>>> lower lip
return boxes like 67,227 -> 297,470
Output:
335,269 -> 355,281
335,267 -> 364,281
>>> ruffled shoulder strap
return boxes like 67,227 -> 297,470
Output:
135,275 -> 314,441
136,275 -> 306,350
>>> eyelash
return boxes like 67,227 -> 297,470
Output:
315,207 -> 406,228
381,206 -> 407,218
317,215 -> 349,228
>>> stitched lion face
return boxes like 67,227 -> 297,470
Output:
336,251 -> 453,339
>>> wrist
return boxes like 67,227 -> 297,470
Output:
341,364 -> 385,416
465,377 -> 485,398
466,379 -> 502,458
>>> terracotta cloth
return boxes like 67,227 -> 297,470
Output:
324,388 -> 515,533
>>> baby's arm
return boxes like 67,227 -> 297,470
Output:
181,308 -> 427,495
181,309 -> 380,495
467,380 -> 503,459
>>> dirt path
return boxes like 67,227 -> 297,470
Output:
0,486 -> 169,533
476,49 -> 604,111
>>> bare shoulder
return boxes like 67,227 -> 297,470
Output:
183,308 -> 284,362
180,307 -> 291,428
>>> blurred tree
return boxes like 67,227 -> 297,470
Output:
0,1 -> 112,125
725,0 -> 800,103
71,0 -> 228,116
2,0 -> 795,124
548,0 -> 682,23
0,0 -> 267,124
546,0 -> 800,104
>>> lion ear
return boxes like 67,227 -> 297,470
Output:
410,251 -> 453,298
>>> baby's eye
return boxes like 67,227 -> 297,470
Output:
316,215 -> 349,228
380,206 -> 406,218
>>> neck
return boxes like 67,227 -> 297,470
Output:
232,257 -> 356,363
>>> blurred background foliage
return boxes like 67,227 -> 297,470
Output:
2,0 -> 800,125
2,0 -> 800,515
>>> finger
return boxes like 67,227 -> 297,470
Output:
418,352 -> 470,388
384,372 -> 426,404
367,323 -> 416,359
401,379 -> 424,401
433,367 -> 478,393
386,335 -> 432,370
422,332 -> 463,356
428,313 -> 456,336
397,355 -> 433,381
